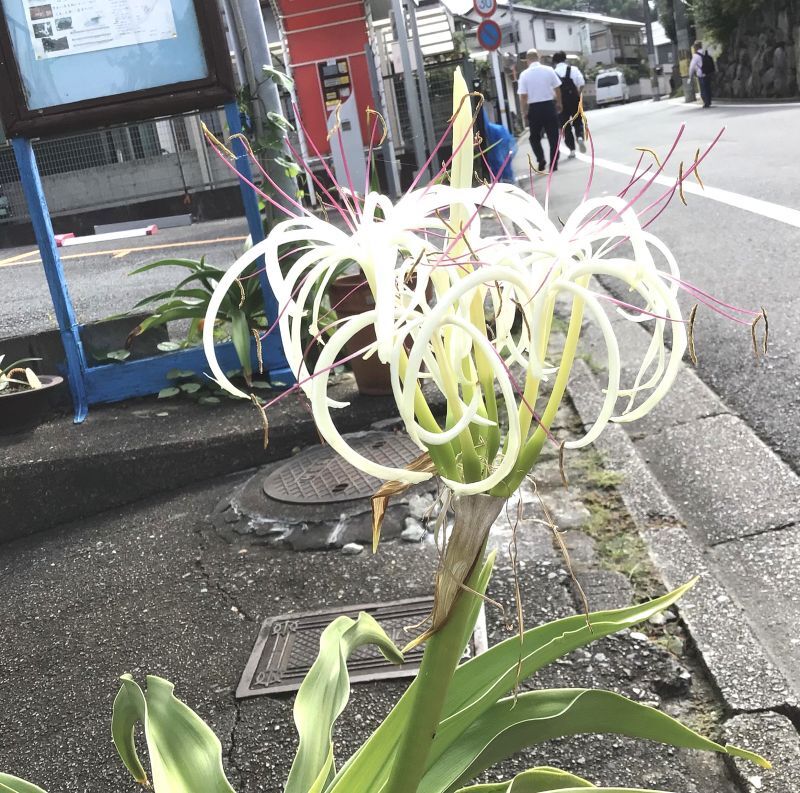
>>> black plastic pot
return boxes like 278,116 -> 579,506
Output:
0,375 -> 64,435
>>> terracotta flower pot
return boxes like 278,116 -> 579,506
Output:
327,275 -> 392,396
0,375 -> 64,435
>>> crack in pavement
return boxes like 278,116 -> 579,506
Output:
727,703 -> 800,733
193,527 -> 258,624
709,520 -> 799,547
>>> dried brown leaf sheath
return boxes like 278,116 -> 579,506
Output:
371,452 -> 437,552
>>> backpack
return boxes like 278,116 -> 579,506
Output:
560,65 -> 580,108
701,50 -> 716,75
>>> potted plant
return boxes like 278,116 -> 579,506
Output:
0,355 -> 63,434
328,273 -> 393,395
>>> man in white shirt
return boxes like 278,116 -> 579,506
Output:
688,40 -> 713,107
517,48 -> 562,172
552,51 -> 586,158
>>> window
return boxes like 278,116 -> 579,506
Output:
597,74 -> 619,87
545,22 -> 556,42
590,32 -> 606,52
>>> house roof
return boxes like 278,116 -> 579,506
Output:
458,2 -> 643,29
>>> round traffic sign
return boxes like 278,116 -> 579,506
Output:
477,19 -> 502,51
473,0 -> 497,17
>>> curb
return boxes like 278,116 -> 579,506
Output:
567,356 -> 800,791
0,375 -> 445,545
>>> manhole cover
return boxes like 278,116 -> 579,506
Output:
237,597 -> 435,698
263,431 -> 422,504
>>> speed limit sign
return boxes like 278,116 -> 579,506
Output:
473,0 -> 497,18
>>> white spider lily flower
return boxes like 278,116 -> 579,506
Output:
203,67 -> 760,501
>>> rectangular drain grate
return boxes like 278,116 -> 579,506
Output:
237,596 -> 441,698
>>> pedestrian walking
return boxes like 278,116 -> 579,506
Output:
552,51 -> 586,158
689,41 -> 714,108
517,48 -> 562,172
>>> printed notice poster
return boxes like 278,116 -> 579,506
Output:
24,1 -> 177,59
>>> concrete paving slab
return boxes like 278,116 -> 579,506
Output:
641,525 -> 795,713
635,414 -> 800,545
725,712 -> 800,793
711,526 -> 800,696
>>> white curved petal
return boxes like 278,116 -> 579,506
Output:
311,310 -> 432,483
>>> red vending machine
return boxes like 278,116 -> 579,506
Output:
274,0 -> 375,189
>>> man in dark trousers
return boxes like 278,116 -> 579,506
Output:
689,41 -> 714,107
517,48 -> 562,172
552,51 -> 586,158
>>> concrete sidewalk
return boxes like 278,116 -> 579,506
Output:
0,400 -> 762,793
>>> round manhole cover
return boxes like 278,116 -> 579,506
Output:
263,432 -> 423,504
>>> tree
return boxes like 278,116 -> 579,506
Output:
657,0 -> 694,43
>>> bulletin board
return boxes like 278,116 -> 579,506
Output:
0,0 -> 235,136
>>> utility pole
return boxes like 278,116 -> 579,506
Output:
642,0 -> 660,101
672,0 -> 696,103
227,0 -> 297,208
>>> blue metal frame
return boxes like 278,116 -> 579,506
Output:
11,101 -> 294,423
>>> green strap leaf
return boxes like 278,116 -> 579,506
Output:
111,675 -> 236,792
129,258 -> 219,276
327,552 -> 496,793
421,688 -> 769,793
285,612 -> 403,793
230,309 -> 253,379
454,765 -> 595,792
430,584 -> 701,768
540,789 -> 672,793
111,675 -> 149,784
327,581 -> 693,793
0,774 -> 48,793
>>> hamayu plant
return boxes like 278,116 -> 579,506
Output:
1,70 -> 770,793
0,354 -> 43,393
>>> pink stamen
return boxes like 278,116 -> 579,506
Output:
291,101 -> 360,223
206,135 -> 298,220
282,135 -> 356,232
335,123 -> 363,219
660,273 -> 759,317
236,136 -> 310,219
364,112 -> 380,198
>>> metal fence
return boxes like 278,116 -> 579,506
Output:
0,108 -> 240,223
383,59 -> 468,157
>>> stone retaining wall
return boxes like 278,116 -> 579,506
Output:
714,0 -> 800,98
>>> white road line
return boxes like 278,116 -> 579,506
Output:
575,152 -> 800,229
664,97 -> 800,109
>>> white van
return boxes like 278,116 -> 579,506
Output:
595,70 -> 630,106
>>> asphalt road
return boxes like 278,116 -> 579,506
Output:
0,217 -> 250,340
514,97 -> 800,474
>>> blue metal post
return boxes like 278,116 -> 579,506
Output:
223,101 -> 293,383
11,138 -> 89,422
